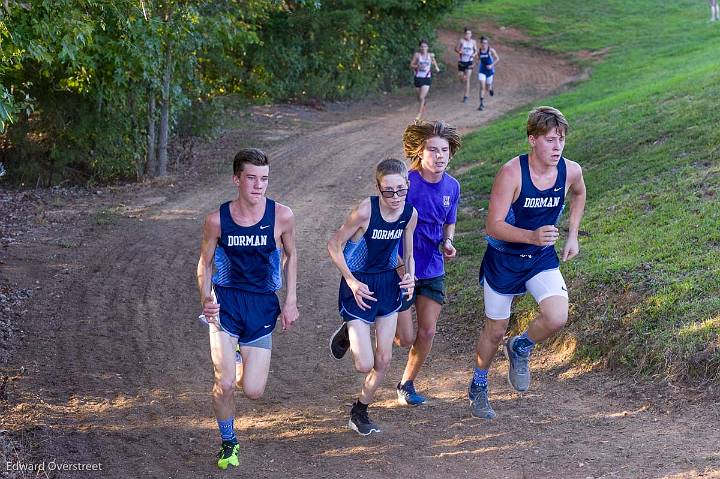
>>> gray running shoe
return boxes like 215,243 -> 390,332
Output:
468,381 -> 496,419
504,336 -> 531,392
348,403 -> 380,436
329,322 -> 350,360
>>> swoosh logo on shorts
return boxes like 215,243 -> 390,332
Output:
264,324 -> 272,328
561,286 -> 567,291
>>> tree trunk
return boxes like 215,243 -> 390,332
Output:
145,92 -> 157,177
157,41 -> 172,177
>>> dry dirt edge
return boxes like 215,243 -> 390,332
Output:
1,26 -> 719,479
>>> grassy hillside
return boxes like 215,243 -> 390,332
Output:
444,0 -> 720,383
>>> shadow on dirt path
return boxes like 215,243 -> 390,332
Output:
1,24 -> 719,479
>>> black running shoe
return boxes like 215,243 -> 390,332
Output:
329,322 -> 350,360
489,88 -> 494,96
477,103 -> 485,111
348,402 -> 380,436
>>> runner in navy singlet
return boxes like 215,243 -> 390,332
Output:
410,39 -> 440,120
328,158 -> 418,435
476,36 -> 500,111
197,148 -> 299,469
468,107 -> 587,420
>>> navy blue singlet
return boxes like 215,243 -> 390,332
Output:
479,47 -> 494,75
486,154 -> 566,256
343,196 -> 414,273
212,199 -> 282,293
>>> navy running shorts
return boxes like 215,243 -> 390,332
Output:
398,274 -> 445,312
338,269 -> 403,323
214,284 -> 280,344
479,245 -> 560,295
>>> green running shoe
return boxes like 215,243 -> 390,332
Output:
216,440 -> 239,470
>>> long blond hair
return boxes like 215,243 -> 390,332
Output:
402,121 -> 462,170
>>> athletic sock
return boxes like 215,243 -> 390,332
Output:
472,368 -> 488,388
513,331 -> 536,356
352,399 -> 369,413
217,417 -> 237,443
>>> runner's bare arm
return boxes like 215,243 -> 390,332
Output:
327,198 -> 376,309
442,223 -> 457,259
197,211 -> 221,320
410,52 -> 419,70
399,209 -> 418,297
486,158 -> 557,246
277,203 -> 299,329
491,48 -> 500,66
562,161 -> 587,261
431,53 -> 440,72
455,39 -> 462,55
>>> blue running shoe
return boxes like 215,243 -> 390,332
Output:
468,380 -> 496,419
396,380 -> 427,406
504,336 -> 531,392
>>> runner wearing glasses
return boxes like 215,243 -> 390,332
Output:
327,158 -> 418,435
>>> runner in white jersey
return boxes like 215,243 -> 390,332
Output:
710,0 -> 719,21
410,39 -> 440,120
455,27 -> 478,103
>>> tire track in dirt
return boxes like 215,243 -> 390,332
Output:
2,25 -> 719,479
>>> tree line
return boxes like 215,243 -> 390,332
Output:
0,0 -> 457,185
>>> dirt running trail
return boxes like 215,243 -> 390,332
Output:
2,27 -> 719,479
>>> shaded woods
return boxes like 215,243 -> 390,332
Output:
0,0 -> 457,184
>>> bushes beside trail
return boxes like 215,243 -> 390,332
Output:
0,0 -> 458,185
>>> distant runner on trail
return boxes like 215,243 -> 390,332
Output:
477,36 -> 500,111
327,158 -> 417,436
469,107 -> 586,420
196,148 -> 299,469
455,27 -> 478,103
710,0 -> 719,21
410,39 -> 441,121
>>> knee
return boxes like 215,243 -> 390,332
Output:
416,325 -> 436,345
542,310 -> 568,332
483,322 -> 507,345
396,333 -> 415,348
354,357 -> 374,374
243,383 -> 266,400
373,351 -> 392,373
214,378 -> 237,398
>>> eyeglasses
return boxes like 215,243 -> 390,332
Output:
378,188 -> 408,198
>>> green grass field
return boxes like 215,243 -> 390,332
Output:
444,0 -> 720,383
